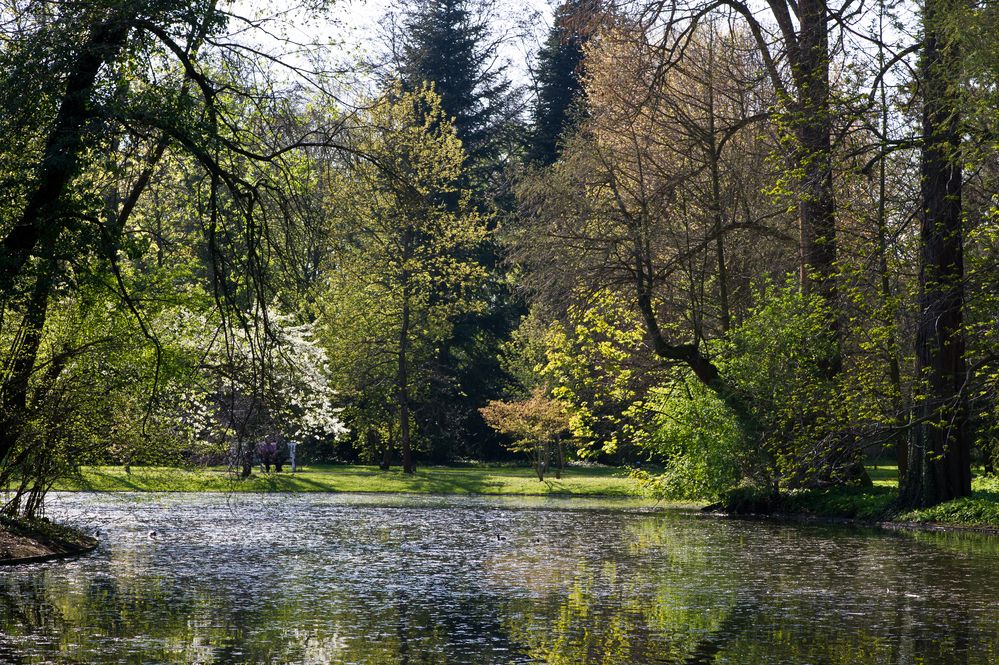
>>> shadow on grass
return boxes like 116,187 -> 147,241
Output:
62,464 -> 637,496
71,469 -> 158,492
971,488 -> 999,503
278,475 -> 338,491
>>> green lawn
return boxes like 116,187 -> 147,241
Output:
56,463 -> 999,529
786,464 -> 999,529
57,464 -> 644,497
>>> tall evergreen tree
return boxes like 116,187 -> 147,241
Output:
392,0 -> 519,461
398,0 -> 513,180
527,0 -> 599,165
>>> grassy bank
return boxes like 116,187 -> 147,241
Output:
55,463 -> 999,529
0,515 -> 97,564
783,465 -> 999,529
56,464 -> 644,497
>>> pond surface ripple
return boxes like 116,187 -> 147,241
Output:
1,492 -> 997,664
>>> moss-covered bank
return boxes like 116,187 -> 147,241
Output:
720,466 -> 999,531
0,515 -> 98,565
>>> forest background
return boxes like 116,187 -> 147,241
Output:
1,0 -> 997,519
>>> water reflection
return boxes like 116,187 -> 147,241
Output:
0,493 -> 996,664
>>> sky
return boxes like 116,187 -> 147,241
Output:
229,0 -> 555,96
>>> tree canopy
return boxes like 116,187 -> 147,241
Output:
1,0 -> 997,516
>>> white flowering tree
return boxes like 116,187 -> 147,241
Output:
154,305 -> 346,476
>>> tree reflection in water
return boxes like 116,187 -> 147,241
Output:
0,494 -> 996,664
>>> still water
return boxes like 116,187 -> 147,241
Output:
1,492 -> 997,664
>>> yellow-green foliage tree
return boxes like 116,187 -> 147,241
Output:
538,292 -> 665,462
317,84 -> 488,473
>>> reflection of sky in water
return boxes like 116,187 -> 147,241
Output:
1,493 -> 998,664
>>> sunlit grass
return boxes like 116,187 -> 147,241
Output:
55,462 -> 999,527
57,464 -> 645,497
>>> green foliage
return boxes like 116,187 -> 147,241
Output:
966,204 -> 999,471
634,374 -> 745,501
315,84 -> 488,460
637,281 -> 879,500
783,486 -> 898,521
527,0 -> 596,165
539,291 -> 662,460
398,0 -> 515,178
899,497 -> 999,528
721,282 -> 862,489
499,308 -> 551,396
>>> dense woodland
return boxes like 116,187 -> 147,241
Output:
1,0 -> 997,518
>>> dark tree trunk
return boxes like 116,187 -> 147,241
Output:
791,0 -> 840,374
636,289 -> 757,432
554,440 -> 563,480
241,462 -> 252,478
380,434 -> 392,471
399,266 -> 415,475
534,446 -> 545,481
0,13 -> 132,470
903,0 -> 970,507
0,264 -> 55,467
0,13 -> 132,295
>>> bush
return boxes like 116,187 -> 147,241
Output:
634,374 -> 745,500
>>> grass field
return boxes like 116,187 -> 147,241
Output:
57,464 -> 646,497
55,462 -> 999,528
787,464 -> 999,528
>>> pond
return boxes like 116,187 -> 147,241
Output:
1,492 -> 997,664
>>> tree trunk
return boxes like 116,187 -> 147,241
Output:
555,440 -> 563,480
903,0 -> 970,507
705,31 -> 731,334
399,273 -> 415,475
792,0 -> 840,374
0,13 -> 132,296
636,289 -> 756,429
0,264 -> 55,467
381,433 -> 393,471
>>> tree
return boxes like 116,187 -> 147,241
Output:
527,0 -> 601,165
902,0 -> 971,507
395,0 -> 514,180
511,19 -> 779,447
637,0 -> 850,371
0,0 -> 351,514
480,388 -> 570,480
317,85 -> 488,474
386,0 -> 522,462
538,293 -> 666,463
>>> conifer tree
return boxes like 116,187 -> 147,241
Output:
392,0 -> 519,460
527,0 -> 599,165
398,0 -> 513,179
